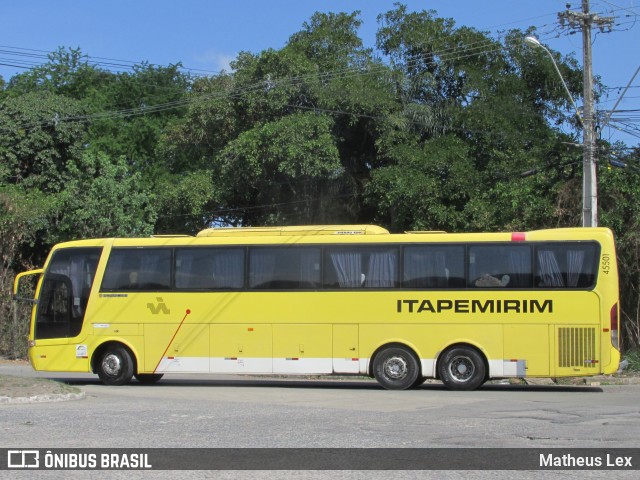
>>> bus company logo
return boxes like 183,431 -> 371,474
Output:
7,450 -> 39,469
396,298 -> 553,314
147,297 -> 170,315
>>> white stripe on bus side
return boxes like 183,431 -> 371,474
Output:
153,357 -> 526,378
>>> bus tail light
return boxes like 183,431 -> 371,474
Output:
610,303 -> 619,350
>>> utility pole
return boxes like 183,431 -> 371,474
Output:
558,0 -> 613,227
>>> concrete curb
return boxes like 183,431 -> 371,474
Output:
0,391 -> 86,405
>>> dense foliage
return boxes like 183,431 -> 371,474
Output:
1,5 -> 638,358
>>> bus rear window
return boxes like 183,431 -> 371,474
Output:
535,243 -> 598,288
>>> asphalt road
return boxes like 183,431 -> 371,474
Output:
1,363 -> 639,479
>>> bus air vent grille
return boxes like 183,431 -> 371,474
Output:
558,327 -> 597,369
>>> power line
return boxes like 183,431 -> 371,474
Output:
0,44 -> 223,77
0,12 -> 596,141
0,33 -> 573,134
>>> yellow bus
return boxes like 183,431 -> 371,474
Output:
13,225 -> 620,390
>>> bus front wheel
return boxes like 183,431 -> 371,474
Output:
97,345 -> 134,386
373,346 -> 420,390
438,346 -> 486,391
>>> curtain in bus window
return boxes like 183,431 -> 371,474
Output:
175,249 -> 244,289
176,251 -> 213,289
69,256 -> 86,317
175,253 -> 196,288
403,249 -> 448,288
137,251 -> 171,289
330,251 -> 362,288
212,251 -> 243,288
298,250 -> 320,288
566,249 -> 585,287
507,248 -> 531,287
537,250 -> 564,287
250,250 -> 277,288
365,250 -> 398,287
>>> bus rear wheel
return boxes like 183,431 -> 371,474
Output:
438,346 -> 486,391
97,345 -> 134,386
410,376 -> 427,388
373,346 -> 420,390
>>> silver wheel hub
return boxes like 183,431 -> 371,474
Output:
102,354 -> 122,376
384,356 -> 408,380
450,356 -> 474,382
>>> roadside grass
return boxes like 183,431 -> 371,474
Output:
0,374 -> 81,399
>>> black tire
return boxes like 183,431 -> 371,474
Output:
97,345 -> 134,386
438,346 -> 486,391
134,373 -> 164,384
373,346 -> 420,390
410,376 -> 427,389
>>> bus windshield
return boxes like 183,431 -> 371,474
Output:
35,248 -> 102,340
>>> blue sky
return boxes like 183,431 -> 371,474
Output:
0,1 -> 638,146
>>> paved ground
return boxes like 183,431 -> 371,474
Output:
2,360 -> 639,479
1,356 -> 638,403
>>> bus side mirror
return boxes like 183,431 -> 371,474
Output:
13,269 -> 44,303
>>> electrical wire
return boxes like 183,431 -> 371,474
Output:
0,8 -> 606,142
0,32 -> 579,136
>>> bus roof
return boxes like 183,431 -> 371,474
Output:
48,226 -> 616,250
196,225 -> 390,237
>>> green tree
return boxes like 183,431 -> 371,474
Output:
598,149 -> 640,347
217,112 -> 342,225
0,186 -> 52,357
5,47 -> 95,97
83,63 -> 191,176
366,136 -> 477,231
163,11 -> 398,226
0,90 -> 87,191
4,47 -> 192,191
368,5 -> 585,232
52,152 -> 157,240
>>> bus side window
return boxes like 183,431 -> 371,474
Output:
536,243 -> 598,288
403,245 -> 464,289
324,247 -> 399,289
363,248 -> 398,288
468,245 -> 532,288
249,248 -> 320,289
175,248 -> 244,290
324,248 -> 363,288
101,249 -> 171,291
